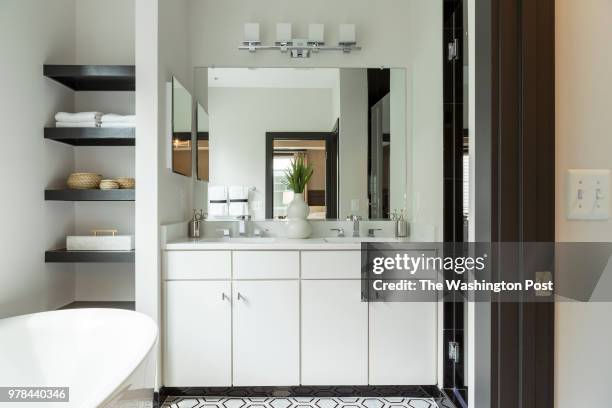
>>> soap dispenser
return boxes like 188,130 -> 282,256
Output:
394,209 -> 409,238
188,209 -> 206,239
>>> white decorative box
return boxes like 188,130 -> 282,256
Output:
67,230 -> 134,251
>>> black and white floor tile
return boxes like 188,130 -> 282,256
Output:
161,397 -> 438,408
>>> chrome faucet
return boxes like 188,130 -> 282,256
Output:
236,215 -> 252,236
330,228 -> 345,237
347,215 -> 362,237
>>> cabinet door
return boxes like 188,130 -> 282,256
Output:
233,281 -> 299,386
369,301 -> 437,385
164,281 -> 231,386
301,280 -> 368,385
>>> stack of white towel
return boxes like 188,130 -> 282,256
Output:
55,112 -> 101,128
54,112 -> 136,128
100,114 -> 136,128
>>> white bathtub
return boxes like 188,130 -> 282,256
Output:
0,308 -> 158,408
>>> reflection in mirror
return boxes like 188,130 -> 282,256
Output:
269,134 -> 337,220
196,104 -> 209,181
194,67 -> 406,220
171,76 -> 192,177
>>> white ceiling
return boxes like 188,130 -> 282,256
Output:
207,68 -> 339,89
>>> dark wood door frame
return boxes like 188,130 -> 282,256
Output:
476,0 -> 555,407
265,131 -> 339,219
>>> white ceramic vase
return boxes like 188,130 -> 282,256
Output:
285,193 -> 312,239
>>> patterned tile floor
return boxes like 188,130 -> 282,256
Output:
161,397 -> 439,408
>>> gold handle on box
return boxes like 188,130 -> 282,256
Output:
91,229 -> 118,237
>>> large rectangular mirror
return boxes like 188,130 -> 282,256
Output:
172,76 -> 193,177
195,67 -> 407,220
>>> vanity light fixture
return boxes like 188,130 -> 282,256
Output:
276,23 -> 293,48
243,23 -> 261,52
240,23 -> 361,58
339,24 -> 357,46
308,23 -> 325,46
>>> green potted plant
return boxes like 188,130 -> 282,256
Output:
283,156 -> 314,238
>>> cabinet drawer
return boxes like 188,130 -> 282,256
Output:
233,251 -> 299,279
165,251 -> 231,280
301,251 -> 362,279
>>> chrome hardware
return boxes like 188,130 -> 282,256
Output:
347,215 -> 362,237
448,38 -> 459,61
449,341 -> 460,364
222,292 -> 229,301
330,228 -> 345,237
217,228 -> 231,238
368,228 -> 383,238
237,292 -> 243,300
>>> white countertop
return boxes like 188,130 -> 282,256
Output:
165,237 -> 413,251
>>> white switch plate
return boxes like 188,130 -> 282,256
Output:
567,169 -> 610,220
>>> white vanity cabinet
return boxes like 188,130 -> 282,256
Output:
163,247 -> 438,388
233,280 -> 300,386
164,280 -> 232,386
301,279 -> 368,385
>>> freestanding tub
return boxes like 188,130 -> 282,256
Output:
0,308 -> 158,407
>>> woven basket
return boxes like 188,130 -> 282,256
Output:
116,177 -> 135,189
67,173 -> 101,189
99,179 -> 120,190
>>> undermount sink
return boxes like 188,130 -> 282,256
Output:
324,237 -> 400,243
196,237 -> 276,243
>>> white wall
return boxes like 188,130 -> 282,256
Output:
158,0 -> 193,225
188,0 -> 443,234
135,0 -> 194,389
75,0 -> 135,65
208,87 -> 333,219
0,0 -> 76,318
73,0 -> 136,301
555,0 -> 612,406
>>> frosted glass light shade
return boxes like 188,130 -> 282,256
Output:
276,23 -> 293,44
308,23 -> 325,44
339,24 -> 356,45
244,23 -> 260,44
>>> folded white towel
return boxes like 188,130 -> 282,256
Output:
56,121 -> 99,128
55,112 -> 102,123
229,185 -> 249,200
208,203 -> 229,218
208,185 -> 228,202
229,202 -> 249,217
100,122 -> 135,128
101,114 -> 136,123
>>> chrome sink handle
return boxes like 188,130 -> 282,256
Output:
330,228 -> 345,237
368,228 -> 383,238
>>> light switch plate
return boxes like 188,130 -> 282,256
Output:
567,169 -> 610,220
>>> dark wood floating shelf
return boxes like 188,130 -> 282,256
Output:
43,64 -> 135,91
44,127 -> 135,146
45,189 -> 135,201
45,249 -> 135,263
59,301 -> 135,311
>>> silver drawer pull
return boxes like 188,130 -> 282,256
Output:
237,292 -> 243,300
222,292 -> 229,301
